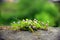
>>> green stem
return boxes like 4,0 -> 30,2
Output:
29,27 -> 34,33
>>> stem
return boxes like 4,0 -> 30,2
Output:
29,27 -> 34,33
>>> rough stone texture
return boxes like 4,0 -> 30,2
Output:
0,27 -> 60,40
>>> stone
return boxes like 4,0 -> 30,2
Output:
0,27 -> 60,40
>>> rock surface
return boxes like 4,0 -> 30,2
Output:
0,27 -> 60,40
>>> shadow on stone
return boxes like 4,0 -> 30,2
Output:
56,30 -> 60,40
0,32 -> 5,40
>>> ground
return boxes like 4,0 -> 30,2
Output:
0,27 -> 60,40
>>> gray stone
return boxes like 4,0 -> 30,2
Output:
0,27 -> 60,40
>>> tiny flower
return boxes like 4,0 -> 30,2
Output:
26,19 -> 28,21
25,21 -> 28,23
23,19 -> 25,22
17,21 -> 20,24
46,24 -> 48,26
34,19 -> 37,21
41,22 -> 44,25
33,26 -> 36,28
29,20 -> 32,22
13,21 -> 15,24
34,21 -> 37,24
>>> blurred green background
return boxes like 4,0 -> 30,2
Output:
0,0 -> 60,27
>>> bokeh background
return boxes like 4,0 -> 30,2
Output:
0,0 -> 60,27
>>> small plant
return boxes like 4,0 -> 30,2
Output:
11,19 -> 48,32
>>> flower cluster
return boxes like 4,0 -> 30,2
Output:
11,19 -> 48,32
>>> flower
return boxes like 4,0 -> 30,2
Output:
13,21 -> 15,24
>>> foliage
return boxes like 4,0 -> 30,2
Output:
35,12 -> 55,26
0,0 -> 59,26
34,2 -> 59,26
11,19 -> 48,32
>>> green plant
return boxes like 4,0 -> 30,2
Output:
11,19 -> 48,32
35,12 -> 55,26
0,0 -> 59,27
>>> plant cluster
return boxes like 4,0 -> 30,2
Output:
11,19 -> 48,32
0,0 -> 59,26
